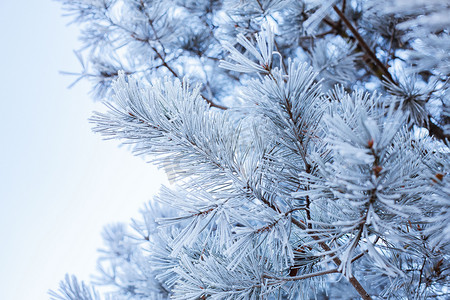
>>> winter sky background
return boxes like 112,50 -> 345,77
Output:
0,1 -> 167,299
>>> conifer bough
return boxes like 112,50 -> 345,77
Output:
51,1 -> 449,299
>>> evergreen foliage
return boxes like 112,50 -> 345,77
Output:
52,0 -> 449,299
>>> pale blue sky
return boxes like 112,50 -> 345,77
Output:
0,1 -> 167,299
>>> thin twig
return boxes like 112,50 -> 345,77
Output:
385,27 -> 396,67
351,236 -> 380,263
417,258 -> 427,294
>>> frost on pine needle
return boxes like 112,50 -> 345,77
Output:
309,38 -> 361,88
383,73 -> 436,126
219,24 -> 275,74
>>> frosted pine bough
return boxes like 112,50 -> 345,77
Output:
52,0 -> 449,299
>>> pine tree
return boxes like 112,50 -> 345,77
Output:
51,1 -> 449,299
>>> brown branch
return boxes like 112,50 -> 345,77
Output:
140,0 -> 167,55
351,251 -> 366,264
201,95 -> 228,110
417,258 -> 427,293
257,192 -> 282,214
305,164 -> 312,230
351,236 -> 380,263
150,46 -> 179,77
332,5 -> 393,82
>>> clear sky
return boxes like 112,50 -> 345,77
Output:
0,1 -> 167,299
